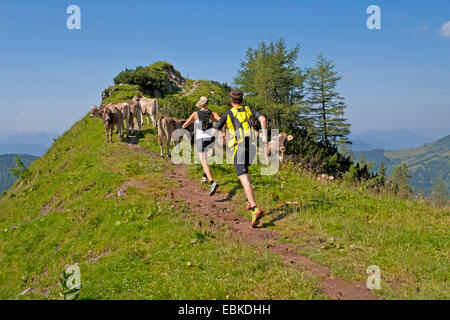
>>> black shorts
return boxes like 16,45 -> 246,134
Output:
233,138 -> 257,176
195,137 -> 215,153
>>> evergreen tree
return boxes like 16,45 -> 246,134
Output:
378,161 -> 387,184
306,53 -> 351,146
234,38 -> 307,130
390,162 -> 412,196
430,176 -> 448,207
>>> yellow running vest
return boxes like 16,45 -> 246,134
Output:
225,106 -> 256,156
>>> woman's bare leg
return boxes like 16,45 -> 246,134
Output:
199,152 -> 213,182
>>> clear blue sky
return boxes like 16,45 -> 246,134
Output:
0,0 -> 449,135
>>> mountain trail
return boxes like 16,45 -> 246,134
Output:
126,143 -> 377,300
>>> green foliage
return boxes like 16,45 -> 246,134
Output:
0,154 -> 37,192
102,84 -> 142,104
429,176 -> 448,207
158,80 -> 231,120
113,61 -> 183,96
234,38 -> 306,130
286,127 -> 353,177
9,156 -> 32,183
159,96 -> 197,119
184,80 -> 231,106
390,163 -> 412,197
306,54 -> 351,146
59,269 -> 80,300
378,161 -> 387,185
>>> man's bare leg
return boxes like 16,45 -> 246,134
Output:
238,174 -> 256,207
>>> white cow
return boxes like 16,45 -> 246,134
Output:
132,96 -> 159,128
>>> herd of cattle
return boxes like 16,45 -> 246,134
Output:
89,98 -> 293,163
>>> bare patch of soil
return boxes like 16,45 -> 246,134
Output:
40,196 -> 58,215
87,248 -> 111,263
117,179 -> 151,197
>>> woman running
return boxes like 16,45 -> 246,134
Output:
182,96 -> 221,196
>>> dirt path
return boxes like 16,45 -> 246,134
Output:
126,143 -> 376,300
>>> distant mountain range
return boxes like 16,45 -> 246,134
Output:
355,135 -> 450,195
0,131 -> 59,157
350,129 -> 447,152
0,154 -> 37,193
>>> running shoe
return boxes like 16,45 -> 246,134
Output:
245,201 -> 252,211
201,176 -> 208,183
251,207 -> 264,228
209,182 -> 219,196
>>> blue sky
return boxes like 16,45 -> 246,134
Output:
0,0 -> 449,136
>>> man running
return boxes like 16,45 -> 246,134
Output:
213,90 -> 267,228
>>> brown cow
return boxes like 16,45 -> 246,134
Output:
127,100 -> 142,135
157,116 -> 193,158
267,132 -> 293,164
91,105 -> 123,143
91,103 -> 130,137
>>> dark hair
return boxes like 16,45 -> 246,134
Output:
230,89 -> 244,104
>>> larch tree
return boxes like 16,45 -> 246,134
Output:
306,53 -> 351,146
234,38 -> 307,130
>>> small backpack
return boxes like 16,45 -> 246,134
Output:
226,106 -> 256,149
197,110 -> 212,131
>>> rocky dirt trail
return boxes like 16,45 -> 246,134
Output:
126,143 -> 377,300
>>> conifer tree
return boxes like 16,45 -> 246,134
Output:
234,38 -> 307,130
306,53 -> 351,146
430,176 -> 448,207
390,162 -> 412,196
378,161 -> 387,184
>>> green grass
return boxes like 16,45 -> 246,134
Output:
0,116 -> 321,300
188,157 -> 450,299
102,84 -> 143,104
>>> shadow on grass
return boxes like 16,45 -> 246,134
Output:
126,131 -> 146,145
262,198 -> 335,228
216,183 -> 241,203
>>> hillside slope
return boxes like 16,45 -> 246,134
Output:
0,154 -> 37,193
356,135 -> 450,194
1,115 -> 448,300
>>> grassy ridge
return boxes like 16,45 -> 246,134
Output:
0,116 -> 320,299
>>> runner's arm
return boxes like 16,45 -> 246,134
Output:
211,111 -> 221,122
182,112 -> 196,129
212,112 -> 228,140
252,109 -> 268,144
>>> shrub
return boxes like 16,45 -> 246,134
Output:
113,61 -> 183,97
9,156 -> 32,182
